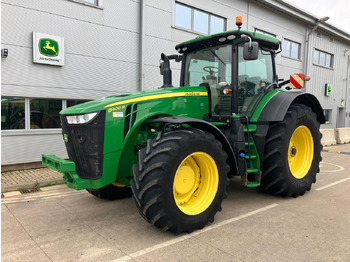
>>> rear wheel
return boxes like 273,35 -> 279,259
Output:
259,104 -> 322,197
87,183 -> 132,200
131,128 -> 230,234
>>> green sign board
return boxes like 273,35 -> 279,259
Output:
324,83 -> 332,97
33,32 -> 64,66
39,38 -> 59,57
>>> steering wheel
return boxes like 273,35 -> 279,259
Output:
259,80 -> 267,90
203,66 -> 219,74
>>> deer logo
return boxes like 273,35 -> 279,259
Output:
39,38 -> 59,57
43,41 -> 57,55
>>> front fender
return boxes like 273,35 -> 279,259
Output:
153,116 -> 238,175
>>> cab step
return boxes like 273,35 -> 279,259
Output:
241,171 -> 261,187
245,155 -> 257,159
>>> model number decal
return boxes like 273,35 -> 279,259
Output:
108,105 -> 125,113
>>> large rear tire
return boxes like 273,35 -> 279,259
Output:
87,183 -> 132,200
130,128 -> 230,234
259,103 -> 322,197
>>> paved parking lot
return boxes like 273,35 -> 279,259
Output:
2,149 -> 350,262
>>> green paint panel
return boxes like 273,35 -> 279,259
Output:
44,86 -> 210,190
175,30 -> 280,52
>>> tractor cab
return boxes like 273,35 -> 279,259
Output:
174,20 -> 280,121
181,41 -> 276,119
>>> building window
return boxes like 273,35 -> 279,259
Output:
324,109 -> 332,123
82,0 -> 97,4
254,28 -> 276,37
282,39 -> 301,60
1,97 -> 26,130
69,0 -> 100,6
2,98 -> 92,131
30,99 -> 62,129
67,100 -> 90,108
314,49 -> 333,68
174,2 -> 226,35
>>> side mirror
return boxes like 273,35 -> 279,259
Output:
243,41 -> 259,60
159,61 -> 165,75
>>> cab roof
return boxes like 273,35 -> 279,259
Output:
175,30 -> 281,53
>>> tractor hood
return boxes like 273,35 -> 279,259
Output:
61,86 -> 207,115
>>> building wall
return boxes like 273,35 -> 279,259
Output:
307,31 -> 350,128
2,0 -> 350,165
1,0 -> 141,164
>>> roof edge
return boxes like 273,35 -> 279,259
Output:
254,0 -> 350,43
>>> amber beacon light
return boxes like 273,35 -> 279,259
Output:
236,15 -> 243,27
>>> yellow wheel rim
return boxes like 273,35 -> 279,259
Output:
288,125 -> 314,179
112,182 -> 126,187
173,152 -> 219,215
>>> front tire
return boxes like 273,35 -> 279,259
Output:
259,104 -> 322,197
131,128 -> 230,234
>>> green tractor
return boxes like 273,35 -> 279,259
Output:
43,18 -> 325,234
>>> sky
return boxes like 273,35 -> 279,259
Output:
290,0 -> 350,34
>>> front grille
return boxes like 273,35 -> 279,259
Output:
61,111 -> 106,180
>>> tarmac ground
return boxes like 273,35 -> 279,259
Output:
1,143 -> 350,261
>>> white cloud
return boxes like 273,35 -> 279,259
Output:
288,0 -> 350,34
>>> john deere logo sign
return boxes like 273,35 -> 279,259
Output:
33,32 -> 64,66
39,39 -> 59,57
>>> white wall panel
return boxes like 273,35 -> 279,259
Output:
1,45 -> 138,99
2,133 -> 68,164
144,4 -> 171,39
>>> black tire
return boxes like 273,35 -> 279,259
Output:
130,128 -> 230,234
259,103 -> 322,197
87,184 -> 132,200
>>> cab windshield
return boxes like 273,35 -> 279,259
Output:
183,43 -> 274,117
184,44 -> 232,87
184,44 -> 232,116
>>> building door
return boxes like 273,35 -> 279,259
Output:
337,107 -> 345,128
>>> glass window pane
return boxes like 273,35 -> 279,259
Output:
238,45 -> 274,116
82,0 -> 96,4
255,29 -> 275,37
210,15 -> 224,34
314,50 -> 320,64
67,100 -> 90,108
30,98 -> 62,129
324,109 -> 331,122
1,97 -> 25,130
319,52 -> 326,66
282,40 -> 290,57
291,42 -> 300,59
175,3 -> 192,30
325,54 -> 332,67
193,9 -> 209,34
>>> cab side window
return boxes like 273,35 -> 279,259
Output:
238,46 -> 273,116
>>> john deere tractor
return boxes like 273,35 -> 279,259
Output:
43,18 -> 325,234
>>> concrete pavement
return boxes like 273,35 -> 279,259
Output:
2,147 -> 350,262
2,142 -> 350,194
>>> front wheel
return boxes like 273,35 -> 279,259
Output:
130,128 -> 230,234
259,104 -> 322,197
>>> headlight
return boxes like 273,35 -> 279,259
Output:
66,112 -> 98,124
